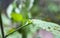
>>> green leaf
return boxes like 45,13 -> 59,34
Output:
11,13 -> 23,22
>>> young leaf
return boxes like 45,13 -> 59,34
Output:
11,13 -> 23,22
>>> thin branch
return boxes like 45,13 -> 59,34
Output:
5,22 -> 32,38
0,1 -> 5,38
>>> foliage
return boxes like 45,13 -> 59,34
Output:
1,0 -> 60,38
0,19 -> 60,38
11,13 -> 23,22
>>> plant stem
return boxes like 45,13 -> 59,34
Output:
5,22 -> 32,38
22,32 -> 27,38
0,0 -> 5,38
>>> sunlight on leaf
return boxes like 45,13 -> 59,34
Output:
11,13 -> 23,22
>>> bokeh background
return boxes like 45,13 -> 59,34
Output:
0,0 -> 60,38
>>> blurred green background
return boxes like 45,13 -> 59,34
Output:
0,0 -> 60,38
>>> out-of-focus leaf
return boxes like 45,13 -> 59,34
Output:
11,13 -> 23,22
48,3 -> 59,13
6,32 -> 22,38
31,5 -> 39,13
1,14 -> 11,26
25,0 -> 30,9
23,19 -> 60,38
